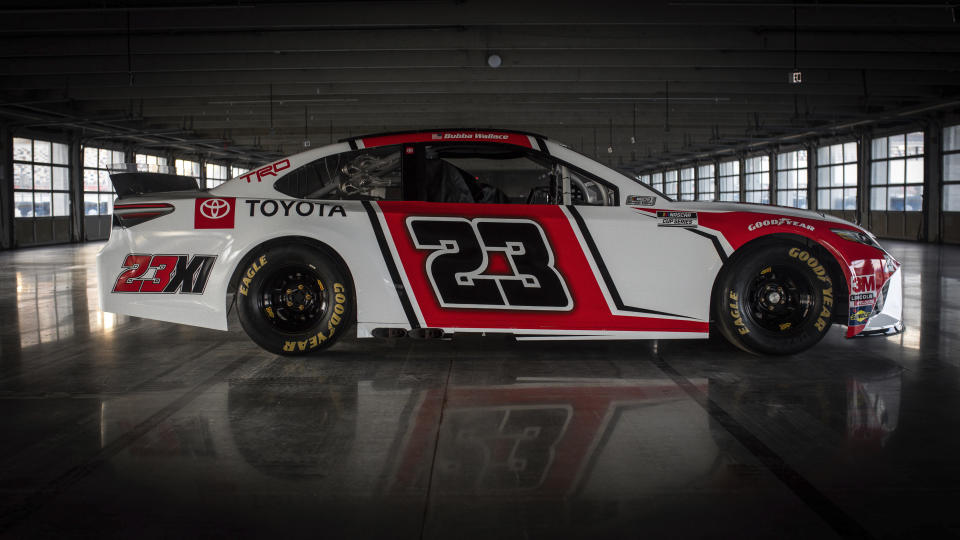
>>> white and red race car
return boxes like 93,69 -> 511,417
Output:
97,129 -> 903,356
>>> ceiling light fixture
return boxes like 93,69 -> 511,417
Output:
487,54 -> 502,68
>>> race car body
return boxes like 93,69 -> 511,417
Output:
97,129 -> 903,355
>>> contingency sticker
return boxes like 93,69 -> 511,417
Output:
657,211 -> 698,227
626,195 -> 657,206
848,274 -> 878,328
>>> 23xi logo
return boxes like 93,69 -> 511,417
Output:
406,217 -> 573,310
195,197 -> 235,229
112,254 -> 217,294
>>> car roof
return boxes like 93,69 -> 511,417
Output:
340,128 -> 552,150
340,127 -> 549,142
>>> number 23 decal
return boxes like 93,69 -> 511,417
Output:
406,217 -> 573,310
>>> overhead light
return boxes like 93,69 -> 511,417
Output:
487,54 -> 502,68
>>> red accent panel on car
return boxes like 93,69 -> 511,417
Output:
362,131 -> 534,149
377,201 -> 708,333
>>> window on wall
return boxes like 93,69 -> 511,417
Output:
12,137 -> 70,218
718,160 -> 740,201
175,158 -> 200,179
816,142 -> 857,211
870,131 -> 924,211
650,172 -> 663,193
82,146 -> 124,216
744,155 -> 770,204
637,174 -> 651,186
942,125 -> 960,212
205,163 -> 228,188
231,166 -> 250,178
135,153 -> 168,173
697,164 -> 715,201
678,167 -> 695,201
776,150 -> 808,209
664,170 -> 678,198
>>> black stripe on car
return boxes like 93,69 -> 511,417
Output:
685,228 -> 729,263
567,206 -> 694,320
361,201 -> 421,329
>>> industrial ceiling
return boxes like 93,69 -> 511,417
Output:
1,1 -> 958,170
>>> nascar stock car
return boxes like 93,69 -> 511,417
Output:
97,129 -> 903,356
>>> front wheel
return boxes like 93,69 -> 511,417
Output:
236,244 -> 353,355
713,244 -> 836,355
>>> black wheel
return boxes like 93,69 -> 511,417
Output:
236,244 -> 353,355
713,243 -> 835,355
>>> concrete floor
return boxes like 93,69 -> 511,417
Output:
0,240 -> 957,539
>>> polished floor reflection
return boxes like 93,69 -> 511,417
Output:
0,241 -> 958,538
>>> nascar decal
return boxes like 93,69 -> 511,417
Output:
657,211 -> 697,227
374,201 -> 708,333
406,216 -> 573,311
112,254 -> 216,294
195,197 -> 235,229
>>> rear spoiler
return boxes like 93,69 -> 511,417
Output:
110,172 -> 200,198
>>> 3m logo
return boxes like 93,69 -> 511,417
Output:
195,197 -> 235,229
852,275 -> 876,293
112,254 -> 217,294
406,216 -> 573,310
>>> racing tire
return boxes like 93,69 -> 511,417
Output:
713,243 -> 835,355
236,244 -> 353,356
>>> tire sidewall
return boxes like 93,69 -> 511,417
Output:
716,244 -> 836,355
237,245 -> 353,355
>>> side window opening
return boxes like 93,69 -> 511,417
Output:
274,146 -> 403,200
422,144 -> 554,204
417,144 -> 617,206
566,168 -> 616,206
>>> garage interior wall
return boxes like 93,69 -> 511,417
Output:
2,112 -> 959,249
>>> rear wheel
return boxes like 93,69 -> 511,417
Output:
713,244 -> 836,355
236,244 -> 353,355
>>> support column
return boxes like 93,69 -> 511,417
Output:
69,131 -> 83,243
738,154 -> 746,202
769,149 -> 779,205
0,121 -> 13,250
924,118 -> 942,243
857,128 -> 871,227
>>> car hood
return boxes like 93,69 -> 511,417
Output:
673,201 -> 856,227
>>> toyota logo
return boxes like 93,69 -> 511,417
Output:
200,198 -> 230,219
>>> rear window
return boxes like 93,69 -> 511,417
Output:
274,146 -> 402,200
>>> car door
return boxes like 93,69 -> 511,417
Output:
372,142 -> 710,337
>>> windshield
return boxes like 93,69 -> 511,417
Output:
558,143 -> 673,202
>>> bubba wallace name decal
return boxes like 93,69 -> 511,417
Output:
244,199 -> 346,218
748,218 -> 815,232
431,132 -> 510,141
